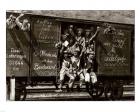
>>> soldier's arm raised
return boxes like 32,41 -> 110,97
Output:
89,26 -> 100,43
16,13 -> 24,29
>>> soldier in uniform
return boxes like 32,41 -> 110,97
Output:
86,43 -> 95,55
84,27 -> 100,47
75,28 -> 84,43
83,26 -> 100,76
67,25 -> 75,38
70,50 -> 85,91
56,50 -> 74,92
55,34 -> 70,54
63,25 -> 75,43
55,34 -> 71,70
6,14 -> 17,29
84,51 -> 97,90
89,26 -> 100,44
16,13 -> 30,31
74,28 -> 86,66
75,28 -> 85,46
84,29 -> 92,47
83,27 -> 100,89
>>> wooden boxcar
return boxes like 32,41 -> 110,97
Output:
6,11 -> 134,100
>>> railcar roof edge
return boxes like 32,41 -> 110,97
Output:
6,11 -> 134,26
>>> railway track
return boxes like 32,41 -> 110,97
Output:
23,82 -> 134,101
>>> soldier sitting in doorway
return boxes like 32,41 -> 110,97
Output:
84,49 -> 97,91
68,49 -> 85,92
56,50 -> 74,92
55,33 -> 76,92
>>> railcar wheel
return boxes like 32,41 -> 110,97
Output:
111,81 -> 123,100
15,80 -> 27,101
94,82 -> 104,97
104,82 -> 112,100
86,82 -> 104,99
19,87 -> 27,101
104,81 -> 123,100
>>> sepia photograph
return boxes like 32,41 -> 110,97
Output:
6,10 -> 135,101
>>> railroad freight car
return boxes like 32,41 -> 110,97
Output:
6,11 -> 134,100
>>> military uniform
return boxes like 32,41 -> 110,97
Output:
84,52 -> 97,84
16,14 -> 30,31
75,28 -> 85,47
6,15 -> 17,29
82,28 -> 99,85
71,51 -> 84,88
66,42 -> 81,55
57,51 -> 75,92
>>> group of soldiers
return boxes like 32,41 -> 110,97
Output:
6,13 -> 101,92
55,25 -> 100,92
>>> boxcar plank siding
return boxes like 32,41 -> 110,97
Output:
96,24 -> 133,76
31,17 -> 60,77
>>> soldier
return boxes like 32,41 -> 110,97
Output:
83,27 -> 100,78
86,43 -> 95,55
55,33 -> 76,92
6,14 -> 17,29
55,34 -> 71,70
75,28 -> 85,46
63,25 -> 75,42
84,51 -> 97,90
70,50 -> 85,91
84,28 -> 99,90
56,50 -> 74,92
85,29 -> 92,47
67,25 -> 75,38
89,26 -> 100,44
75,28 -> 85,58
55,34 -> 69,54
90,26 -> 95,37
16,13 -> 30,31
85,27 -> 100,47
